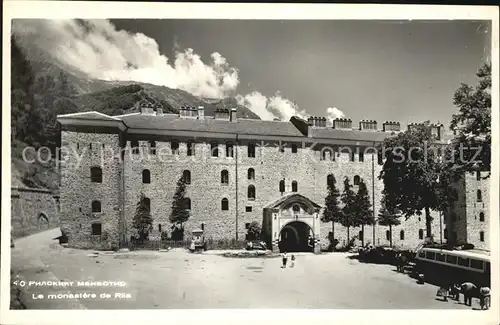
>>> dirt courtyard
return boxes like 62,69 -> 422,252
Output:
10,229 -> 476,309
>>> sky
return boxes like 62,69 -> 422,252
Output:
13,19 -> 491,128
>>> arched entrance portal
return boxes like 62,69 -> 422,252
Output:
38,214 -> 49,230
279,221 -> 314,253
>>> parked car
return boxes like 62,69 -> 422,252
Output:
246,241 -> 267,251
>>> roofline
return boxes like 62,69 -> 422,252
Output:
57,111 -> 121,121
419,247 -> 491,260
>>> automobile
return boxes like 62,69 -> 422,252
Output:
189,229 -> 206,252
246,240 -> 267,251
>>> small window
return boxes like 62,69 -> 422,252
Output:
149,141 -> 156,155
358,230 -> 363,239
142,169 -> 151,184
292,181 -> 298,192
248,168 -> 255,180
245,206 -> 253,212
131,140 -> 139,154
201,223 -> 205,231
184,198 -> 191,210
353,175 -> 360,186
211,143 -> 219,157
221,170 -> 229,185
477,190 -> 482,202
158,224 -> 162,233
293,205 -> 300,213
425,251 -> 436,260
446,255 -> 457,264
76,143 -> 80,150
143,197 -> 150,211
479,212 -> 485,222
327,174 -> 334,187
418,251 -> 425,258
221,198 -> 229,211
91,223 -> 102,235
400,230 -> 405,240
89,143 -> 93,150
91,200 -> 101,213
279,180 -> 285,193
418,229 -> 424,240
90,167 -> 102,183
247,185 -> 256,200
480,231 -> 485,242
476,171 -> 481,181
470,259 -> 484,270
436,253 -> 446,262
359,151 -> 364,162
291,144 -> 297,153
458,257 -> 470,267
386,230 -> 390,240
171,141 -> 179,155
248,143 -> 255,158
187,142 -> 195,156
226,143 -> 234,158
183,170 -> 191,184
350,152 -> 355,162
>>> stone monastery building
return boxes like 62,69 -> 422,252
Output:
56,103 -> 489,252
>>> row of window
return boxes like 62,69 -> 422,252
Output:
418,250 -> 488,270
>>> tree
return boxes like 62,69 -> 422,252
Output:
353,178 -> 374,247
246,221 -> 262,241
379,121 -> 443,238
132,193 -> 153,242
321,174 -> 342,246
377,194 -> 401,248
340,177 -> 359,242
169,176 -> 190,238
449,63 -> 491,176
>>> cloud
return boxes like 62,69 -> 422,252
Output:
325,107 -> 346,125
12,19 -> 336,122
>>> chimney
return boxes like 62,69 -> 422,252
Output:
382,121 -> 401,132
230,108 -> 237,122
215,108 -> 230,120
140,102 -> 148,114
359,120 -> 378,131
333,118 -> 352,130
197,106 -> 205,120
430,123 -> 444,140
307,116 -> 327,127
155,104 -> 163,116
179,105 -> 186,117
407,122 -> 423,132
140,102 -> 156,115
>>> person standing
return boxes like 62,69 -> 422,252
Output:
460,282 -> 477,306
479,287 -> 491,310
282,251 -> 288,268
290,254 -> 296,268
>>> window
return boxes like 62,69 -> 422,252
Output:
149,141 -> 156,155
171,141 -> 179,155
131,140 -> 139,154
248,168 -> 255,180
358,230 -> 363,239
293,205 -> 300,213
386,230 -> 390,240
143,197 -> 150,211
142,169 -> 151,184
201,223 -> 205,231
76,143 -> 80,150
353,175 -> 360,186
279,143 -> 285,153
425,251 -> 436,260
248,143 -> 255,158
211,143 -> 219,157
89,143 -> 93,150
350,152 -> 355,162
248,185 -> 256,200
377,152 -> 383,165
359,151 -> 364,162
245,223 -> 251,229
418,251 -> 425,258
327,174 -> 334,187
183,170 -> 191,184
158,224 -> 162,233
436,253 -> 446,262
90,167 -> 102,183
470,259 -> 484,270
91,200 -> 101,213
400,230 -> 405,240
246,206 -> 253,212
480,231 -> 485,242
418,229 -> 424,240
187,142 -> 195,156
279,180 -> 285,193
446,255 -> 457,265
292,181 -> 298,192
479,212 -> 485,222
221,170 -> 229,185
221,198 -> 229,211
476,171 -> 481,181
477,190 -> 482,202
458,257 -> 470,267
291,144 -> 298,153
184,198 -> 191,210
91,223 -> 102,235
226,143 -> 234,157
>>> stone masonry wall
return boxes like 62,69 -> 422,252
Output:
465,171 -> 490,250
11,187 -> 60,238
60,130 -> 122,250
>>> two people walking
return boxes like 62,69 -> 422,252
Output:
437,281 -> 490,309
281,251 -> 295,268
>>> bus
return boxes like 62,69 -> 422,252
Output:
414,247 -> 490,288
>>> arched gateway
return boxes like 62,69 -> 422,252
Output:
262,194 -> 322,253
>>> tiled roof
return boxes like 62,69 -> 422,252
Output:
310,127 -> 393,143
263,193 -> 322,209
119,114 -> 305,137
